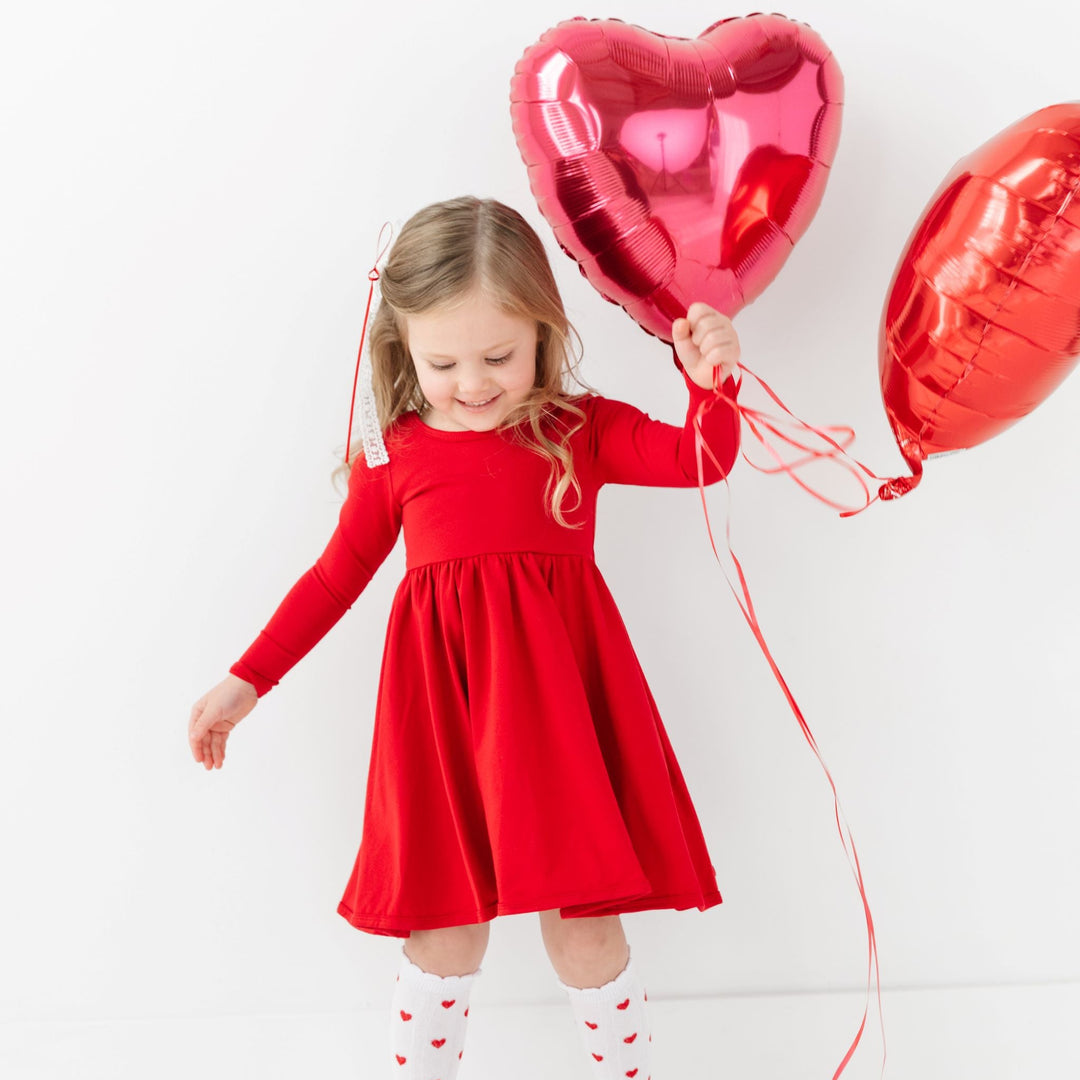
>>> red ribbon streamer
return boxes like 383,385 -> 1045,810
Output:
692,365 -> 887,1079
731,363 -> 922,514
344,223 -> 394,466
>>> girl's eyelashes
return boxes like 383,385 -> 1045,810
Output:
428,354 -> 511,372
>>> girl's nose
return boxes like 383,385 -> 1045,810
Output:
457,368 -> 492,396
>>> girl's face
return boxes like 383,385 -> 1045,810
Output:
405,287 -> 539,432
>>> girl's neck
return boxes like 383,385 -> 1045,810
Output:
418,405 -> 478,432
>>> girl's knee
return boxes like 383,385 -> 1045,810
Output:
404,921 -> 490,977
540,911 -> 626,960
539,912 -> 629,988
541,910 -> 621,944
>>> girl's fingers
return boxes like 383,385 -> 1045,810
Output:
690,309 -> 731,337
194,724 -> 216,768
709,347 -> 739,372
694,327 -> 731,356
190,720 -> 208,758
188,702 -> 205,760
696,324 -> 736,354
696,327 -> 740,375
686,301 -> 719,324
706,353 -> 737,383
190,706 -> 223,761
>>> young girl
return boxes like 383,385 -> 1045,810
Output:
188,196 -> 741,1080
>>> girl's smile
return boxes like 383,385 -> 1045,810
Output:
405,287 -> 538,432
458,393 -> 501,410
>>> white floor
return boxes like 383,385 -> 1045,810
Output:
3,983 -> 1077,1079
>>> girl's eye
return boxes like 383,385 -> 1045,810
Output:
429,353 -> 510,372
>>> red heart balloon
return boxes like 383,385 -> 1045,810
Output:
510,14 -> 843,342
880,103 -> 1080,485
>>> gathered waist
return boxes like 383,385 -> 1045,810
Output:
404,549 -> 597,574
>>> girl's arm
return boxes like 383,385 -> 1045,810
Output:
229,455 -> 402,697
587,363 -> 741,488
588,303 -> 742,487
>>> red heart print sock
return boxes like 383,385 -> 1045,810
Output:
557,948 -> 652,1080
390,945 -> 480,1079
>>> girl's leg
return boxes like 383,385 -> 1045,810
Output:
540,910 -> 653,1080
389,922 -> 489,1079
404,921 -> 490,976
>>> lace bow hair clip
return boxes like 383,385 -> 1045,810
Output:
344,222 -> 395,468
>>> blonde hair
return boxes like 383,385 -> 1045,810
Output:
332,196 -> 594,527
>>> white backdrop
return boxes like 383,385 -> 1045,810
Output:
3,0 -> 1078,1045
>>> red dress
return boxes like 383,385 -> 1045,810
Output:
230,368 -> 740,937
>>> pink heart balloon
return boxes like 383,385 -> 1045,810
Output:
510,14 -> 843,342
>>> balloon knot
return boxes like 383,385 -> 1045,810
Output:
877,475 -> 919,500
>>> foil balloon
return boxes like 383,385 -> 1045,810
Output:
510,14 -> 843,343
879,103 -> 1080,497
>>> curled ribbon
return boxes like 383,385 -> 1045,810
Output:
691,365 -> 887,1079
730,362 -> 922,516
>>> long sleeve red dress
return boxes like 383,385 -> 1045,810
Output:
230,367 -> 740,937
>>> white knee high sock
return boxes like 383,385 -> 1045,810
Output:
389,945 -> 480,1080
558,948 -> 653,1080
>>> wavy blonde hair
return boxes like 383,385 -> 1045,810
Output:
332,196 -> 594,527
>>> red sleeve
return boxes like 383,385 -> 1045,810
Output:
229,456 -> 402,697
587,363 -> 741,487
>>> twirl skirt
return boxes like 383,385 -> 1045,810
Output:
336,551 -> 722,936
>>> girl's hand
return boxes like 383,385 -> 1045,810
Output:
672,302 -> 741,390
188,674 -> 258,770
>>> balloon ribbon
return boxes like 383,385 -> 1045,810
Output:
728,363 -> 922,514
692,366 -> 887,1079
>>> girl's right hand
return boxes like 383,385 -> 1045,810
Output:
188,674 -> 258,770
672,302 -> 740,389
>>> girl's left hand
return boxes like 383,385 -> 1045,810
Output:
672,302 -> 741,390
